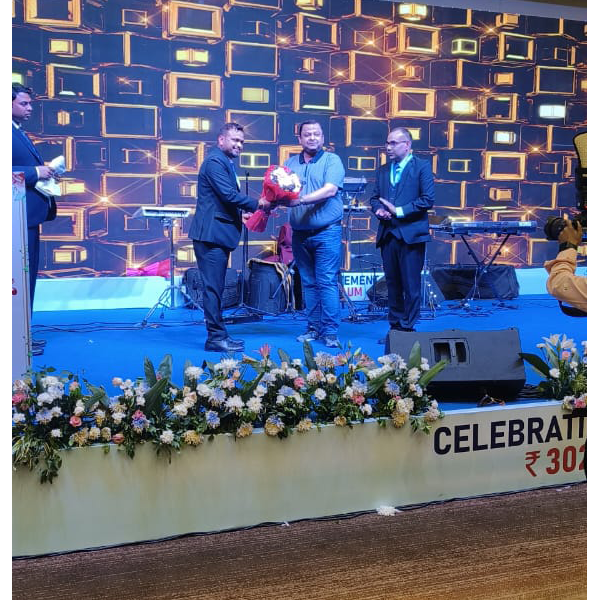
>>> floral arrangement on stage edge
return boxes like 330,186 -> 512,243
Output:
12,341 -> 447,484
519,334 -> 587,411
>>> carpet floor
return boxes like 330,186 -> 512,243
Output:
12,483 -> 586,600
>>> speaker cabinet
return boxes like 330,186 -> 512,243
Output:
385,328 -> 526,401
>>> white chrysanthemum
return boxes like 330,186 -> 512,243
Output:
12,413 -> 26,424
215,358 -> 239,372
182,395 -> 196,409
306,370 -> 324,384
35,409 -> 53,424
197,383 -> 212,397
570,361 -> 579,371
120,378 -> 133,389
51,406 -> 62,417
395,398 -> 411,414
112,377 -> 123,386
254,384 -> 267,398
136,396 -> 146,406
314,388 -> 327,400
286,368 -> 299,378
50,428 -> 62,437
112,411 -> 127,425
407,368 -> 420,384
36,392 -> 52,406
549,368 -> 560,378
315,352 -> 336,368
292,359 -> 303,367
172,403 -> 188,417
225,395 -> 244,412
246,397 -> 263,413
361,403 -> 373,416
123,389 -> 134,398
74,400 -> 85,416
42,375 -> 61,387
420,358 -> 430,371
185,366 -> 203,379
159,429 -> 174,444
276,394 -> 285,405
88,427 -> 100,441
326,374 -> 337,385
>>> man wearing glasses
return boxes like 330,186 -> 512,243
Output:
369,127 -> 435,339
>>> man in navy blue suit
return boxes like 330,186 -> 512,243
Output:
370,127 -> 435,340
12,84 -> 58,355
189,123 -> 270,353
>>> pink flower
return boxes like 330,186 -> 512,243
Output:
561,351 -> 570,360
574,396 -> 587,408
12,392 -> 27,406
112,433 -> 125,444
69,381 -> 80,392
69,416 -> 82,427
353,395 -> 365,405
132,409 -> 146,419
293,377 -> 305,389
259,344 -> 271,359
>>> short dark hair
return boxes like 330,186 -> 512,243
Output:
297,120 -> 322,136
12,83 -> 33,100
218,122 -> 244,137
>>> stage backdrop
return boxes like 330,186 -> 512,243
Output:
12,0 -> 586,280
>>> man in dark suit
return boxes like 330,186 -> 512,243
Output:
12,84 -> 58,355
370,127 -> 435,339
189,122 -> 270,353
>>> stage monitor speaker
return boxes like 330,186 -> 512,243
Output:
182,268 -> 240,309
385,328 -> 525,401
431,265 -> 519,300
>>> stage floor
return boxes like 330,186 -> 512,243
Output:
29,295 -> 586,411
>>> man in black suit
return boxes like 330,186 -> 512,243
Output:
12,84 -> 58,355
189,123 -> 270,353
370,127 -> 435,339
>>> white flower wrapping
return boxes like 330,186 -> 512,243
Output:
269,167 -> 301,194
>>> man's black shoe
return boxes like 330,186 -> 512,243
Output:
204,338 -> 244,352
32,339 -> 46,347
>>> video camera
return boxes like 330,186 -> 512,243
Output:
544,132 -> 587,240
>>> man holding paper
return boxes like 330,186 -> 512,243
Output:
12,84 -> 59,353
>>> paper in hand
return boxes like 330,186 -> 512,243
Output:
35,155 -> 66,197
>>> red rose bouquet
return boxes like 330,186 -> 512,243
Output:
246,165 -> 302,232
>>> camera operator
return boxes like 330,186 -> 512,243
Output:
544,218 -> 586,313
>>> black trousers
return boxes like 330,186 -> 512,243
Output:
193,240 -> 230,342
27,225 -> 40,310
380,235 -> 426,330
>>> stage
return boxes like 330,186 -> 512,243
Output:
12,290 -> 587,557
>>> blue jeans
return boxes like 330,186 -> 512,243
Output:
292,223 -> 342,336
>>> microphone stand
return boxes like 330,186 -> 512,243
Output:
224,171 -> 265,324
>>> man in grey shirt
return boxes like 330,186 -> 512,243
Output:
285,120 -> 345,348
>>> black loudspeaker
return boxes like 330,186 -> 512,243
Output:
431,265 -> 519,300
247,259 -> 292,314
385,328 -> 526,401
182,268 -> 240,309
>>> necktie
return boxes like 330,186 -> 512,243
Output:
392,162 -> 401,186
16,126 -> 42,162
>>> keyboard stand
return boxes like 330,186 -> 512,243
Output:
458,232 -> 514,308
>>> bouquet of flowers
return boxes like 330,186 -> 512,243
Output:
519,334 -> 587,411
245,165 -> 302,232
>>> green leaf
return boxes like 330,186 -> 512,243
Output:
157,354 -> 173,380
407,341 -> 421,370
144,377 -> 169,417
303,341 -> 317,371
278,347 -> 292,365
84,384 -> 109,411
144,357 -> 157,387
518,352 -> 550,378
418,360 -> 448,388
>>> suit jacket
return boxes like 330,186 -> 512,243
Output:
369,155 -> 435,246
12,125 -> 57,227
189,147 -> 259,251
